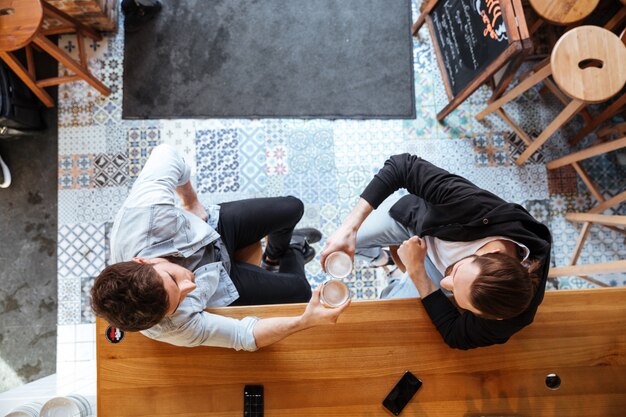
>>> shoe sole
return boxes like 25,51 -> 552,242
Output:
292,228 -> 322,245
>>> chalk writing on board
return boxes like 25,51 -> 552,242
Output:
431,0 -> 509,96
480,0 -> 507,41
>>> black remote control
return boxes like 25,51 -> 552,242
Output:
243,385 -> 264,417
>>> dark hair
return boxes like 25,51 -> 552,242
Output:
470,253 -> 541,320
90,261 -> 169,332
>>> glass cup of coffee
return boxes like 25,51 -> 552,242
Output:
320,251 -> 353,308
324,251 -> 353,279
320,279 -> 350,308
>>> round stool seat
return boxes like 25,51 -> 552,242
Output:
0,0 -> 43,52
551,26 -> 626,103
529,0 -> 599,26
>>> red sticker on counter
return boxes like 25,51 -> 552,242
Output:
105,325 -> 125,344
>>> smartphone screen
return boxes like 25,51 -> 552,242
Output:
382,371 -> 423,416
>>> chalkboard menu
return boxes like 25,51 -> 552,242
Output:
411,0 -> 530,121
431,0 -> 509,96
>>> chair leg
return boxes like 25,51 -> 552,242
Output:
496,108 -> 533,146
546,136 -> 626,169
548,260 -> 626,277
476,63 -> 552,120
0,51 -> 54,107
569,91 -> 626,145
41,0 -> 102,41
32,34 -> 111,97
516,99 -> 586,165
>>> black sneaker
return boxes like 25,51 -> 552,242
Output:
122,0 -> 162,32
260,253 -> 280,272
260,228 -> 322,271
291,228 -> 322,245
289,228 -> 321,264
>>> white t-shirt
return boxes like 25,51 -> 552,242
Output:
424,235 -> 530,276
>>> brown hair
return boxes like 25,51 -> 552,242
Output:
90,261 -> 169,332
470,253 -> 541,320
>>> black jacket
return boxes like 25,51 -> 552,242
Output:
361,154 -> 552,350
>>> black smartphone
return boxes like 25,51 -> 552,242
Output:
382,371 -> 423,416
243,385 -> 264,417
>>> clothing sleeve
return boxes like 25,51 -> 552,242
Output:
360,153 -> 500,209
150,313 -> 260,351
421,290 -> 523,350
125,144 -> 192,208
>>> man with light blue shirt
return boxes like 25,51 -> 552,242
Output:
91,144 -> 349,351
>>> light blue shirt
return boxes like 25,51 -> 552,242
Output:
379,255 -> 451,299
110,144 -> 259,351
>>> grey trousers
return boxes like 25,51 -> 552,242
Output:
355,193 -> 413,262
355,193 -> 449,299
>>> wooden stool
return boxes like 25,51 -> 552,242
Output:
546,136 -> 626,283
476,26 -> 626,165
0,0 -> 111,107
569,28 -> 626,146
529,0 -> 599,27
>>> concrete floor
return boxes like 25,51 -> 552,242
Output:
0,62 -> 57,393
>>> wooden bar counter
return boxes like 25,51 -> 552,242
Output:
96,288 -> 626,416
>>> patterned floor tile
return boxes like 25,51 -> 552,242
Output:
161,119 -> 197,175
578,153 -> 626,194
403,106 -> 438,140
58,187 -> 128,224
523,200 -> 551,225
58,102 -> 96,129
238,127 -> 267,193
59,126 -> 107,155
58,301 -> 82,326
94,96 -> 123,126
58,154 -> 93,190
507,131 -> 546,164
547,165 -> 578,195
196,129 -> 240,193
58,223 -> 105,278
473,133 -> 510,167
334,120 -> 407,167
436,103 -> 475,140
105,123 -> 128,153
128,125 -> 162,180
284,127 -> 337,204
93,153 -> 129,188
58,277 -> 81,303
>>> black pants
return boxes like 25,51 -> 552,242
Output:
217,196 -> 312,305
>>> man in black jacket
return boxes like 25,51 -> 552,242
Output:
321,154 -> 551,350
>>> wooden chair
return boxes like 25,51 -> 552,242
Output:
528,0 -> 599,30
546,135 -> 626,283
476,26 -> 626,165
569,28 -> 626,146
0,0 -> 111,108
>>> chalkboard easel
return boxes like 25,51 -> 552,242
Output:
412,0 -> 531,121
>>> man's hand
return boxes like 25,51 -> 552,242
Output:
176,181 -> 208,221
397,236 -> 427,273
398,236 -> 438,298
320,225 -> 357,271
320,198 -> 374,271
182,200 -> 208,221
253,286 -> 351,348
300,286 -> 351,326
